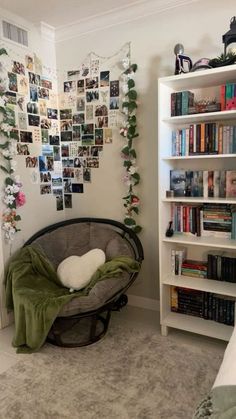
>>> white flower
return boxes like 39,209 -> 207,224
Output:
127,72 -> 135,80
128,166 -> 138,175
1,123 -> 12,136
121,83 -> 129,94
5,185 -> 14,194
2,150 -> 10,157
122,58 -> 130,69
4,194 -> 15,205
0,96 -> 5,107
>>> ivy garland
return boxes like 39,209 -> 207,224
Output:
120,61 -> 141,234
0,48 -> 26,241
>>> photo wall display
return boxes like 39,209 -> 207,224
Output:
4,53 -> 121,212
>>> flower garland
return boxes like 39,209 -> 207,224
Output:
120,59 -> 141,234
0,48 -> 26,241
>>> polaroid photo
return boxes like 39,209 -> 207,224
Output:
38,87 -> 49,100
5,92 -> 17,106
95,116 -> 108,128
95,129 -> 103,145
41,129 -> 49,144
30,85 -> 38,102
56,195 -> 64,211
47,108 -> 58,120
8,72 -> 18,92
52,175 -> 62,187
41,118 -> 51,129
40,185 -> 52,195
86,90 -> 99,103
91,146 -> 103,157
74,168 -> 83,182
100,89 -> 109,104
46,156 -> 54,171
86,157 -> 99,168
25,55 -> 34,72
63,167 -> 74,178
18,113 -> 28,130
17,143 -> 30,155
72,183 -> 84,193
25,156 -> 38,168
17,75 -> 28,96
85,77 -> 99,90
110,80 -> 119,97
95,104 -> 108,117
41,78 -> 52,90
64,194 -> 72,209
77,97 -> 85,112
42,144 -> 53,156
40,171 -> 51,183
110,97 -> 119,110
63,179 -> 72,193
64,81 -> 76,93
28,114 -> 40,127
100,71 -> 109,88
60,109 -> 72,120
12,61 -> 25,75
83,168 -> 91,183
29,72 -> 40,85
53,146 -> 61,161
27,102 -> 39,114
17,95 -> 26,112
53,188 -> 63,196
77,79 -> 84,94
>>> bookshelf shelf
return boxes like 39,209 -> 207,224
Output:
158,65 -> 236,341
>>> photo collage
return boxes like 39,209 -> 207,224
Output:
4,53 -> 120,211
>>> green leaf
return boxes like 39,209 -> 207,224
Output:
122,194 -> 131,200
131,64 -> 138,72
126,90 -> 137,100
128,115 -> 137,126
128,79 -> 135,89
132,225 -> 142,234
132,207 -> 139,214
10,131 -> 19,140
121,146 -> 130,155
123,160 -> 132,168
128,101 -> 137,111
122,101 -> 130,108
3,156 -> 12,161
14,215 -> 21,221
128,126 -> 136,137
129,149 -> 136,158
0,164 -> 10,174
124,217 -> 136,226
5,177 -> 13,185
0,141 -> 9,149
0,48 -> 8,56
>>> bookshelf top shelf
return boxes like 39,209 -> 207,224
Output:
162,110 -> 236,124
163,235 -> 236,249
158,64 -> 236,90
163,154 -> 236,160
162,197 -> 236,204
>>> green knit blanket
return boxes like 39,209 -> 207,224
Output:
5,245 -> 140,353
193,386 -> 236,418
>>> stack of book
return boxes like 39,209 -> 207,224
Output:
171,286 -> 235,325
171,248 -> 187,275
207,252 -> 236,282
170,169 -> 236,198
220,83 -> 236,111
171,90 -> 194,116
171,123 -> 236,156
181,259 -> 207,278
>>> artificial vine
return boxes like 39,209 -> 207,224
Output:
0,48 -> 26,240
120,61 -> 141,234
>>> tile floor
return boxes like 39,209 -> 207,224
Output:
0,306 -> 227,374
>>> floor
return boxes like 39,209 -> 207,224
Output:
0,305 -> 227,374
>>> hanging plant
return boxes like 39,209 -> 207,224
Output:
120,59 -> 141,234
0,48 -> 26,241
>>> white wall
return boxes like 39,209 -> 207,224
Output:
55,0 -> 236,302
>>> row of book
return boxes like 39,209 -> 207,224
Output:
171,124 -> 236,156
220,84 -> 236,111
171,90 -> 194,116
171,286 -> 235,326
207,252 -> 236,282
171,203 -> 235,238
171,250 -> 207,278
170,169 -> 236,198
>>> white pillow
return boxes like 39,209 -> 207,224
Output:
57,249 -> 106,291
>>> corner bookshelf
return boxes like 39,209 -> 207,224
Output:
158,65 -> 236,342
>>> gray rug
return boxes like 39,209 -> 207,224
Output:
0,318 -> 224,419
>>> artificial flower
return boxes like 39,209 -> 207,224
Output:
16,191 -> 26,207
4,194 -> 15,205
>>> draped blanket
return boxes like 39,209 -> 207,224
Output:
193,386 -> 236,419
5,245 -> 140,353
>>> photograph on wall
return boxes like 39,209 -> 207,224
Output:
20,130 -> 33,143
53,188 -> 63,196
72,183 -> 84,193
39,100 -> 47,116
40,171 -> 51,183
60,120 -> 72,131
49,135 -> 60,145
33,128 -> 41,143
41,118 -> 51,129
18,76 -> 28,95
46,156 -> 54,171
109,110 -> 119,127
42,144 -> 53,156
95,104 -> 108,116
27,101 -> 39,114
29,72 -> 41,85
12,61 -> 25,75
100,71 -> 109,87
81,64 -> 90,77
110,80 -> 119,97
64,179 -> 72,193
47,108 -> 58,119
95,116 -> 108,128
38,87 -> 49,100
17,95 -> 26,112
95,128 -> 103,145
100,89 -> 109,104
87,157 -> 99,168
53,146 -> 61,161
25,156 -> 38,168
72,126 -> 81,141
64,81 -> 76,93
64,194 -> 72,208
91,59 -> 99,77
110,97 -> 119,110
39,155 -> 47,171
61,131 -> 72,142
52,175 -> 62,187
104,128 -> 113,143
77,97 -> 85,111
25,55 -> 34,71
8,72 -> 18,92
28,114 -> 40,127
34,54 -> 42,74
86,90 -> 99,103
18,113 -> 28,130
48,92 -> 58,108
91,146 -> 103,157
56,195 -> 64,211
74,168 -> 83,182
5,91 -> 17,105
63,167 -> 74,178
78,146 -> 89,157
68,70 -> 80,79
17,143 -> 30,155
41,129 -> 49,143
60,109 -> 72,120
40,185 -> 52,194
30,85 -> 38,102
41,78 -> 52,90
85,77 -> 98,90
61,145 -> 69,157
73,113 -> 84,124
85,105 -> 93,121
77,80 -> 84,94
68,142 -> 78,157
83,168 -> 91,182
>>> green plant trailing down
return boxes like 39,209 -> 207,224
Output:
120,63 -> 141,234
209,52 -> 236,67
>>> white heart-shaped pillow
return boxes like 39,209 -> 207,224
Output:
57,249 -> 106,291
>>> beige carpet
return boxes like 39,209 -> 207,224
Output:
0,313 -> 224,419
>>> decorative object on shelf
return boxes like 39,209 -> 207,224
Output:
165,221 -> 174,237
188,98 -> 221,114
174,43 -> 192,75
0,48 -> 26,241
209,52 -> 236,68
190,58 -> 212,72
120,58 -> 141,234
222,16 -> 236,55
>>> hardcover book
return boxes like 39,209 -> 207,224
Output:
170,170 -> 186,197
226,171 -> 236,198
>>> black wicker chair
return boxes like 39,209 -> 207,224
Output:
24,218 -> 144,347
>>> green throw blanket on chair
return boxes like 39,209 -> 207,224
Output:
5,245 -> 140,353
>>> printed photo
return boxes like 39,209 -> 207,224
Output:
33,128 -> 41,143
83,168 -> 91,183
95,116 -> 108,128
74,168 -> 83,182
26,156 -> 38,168
47,108 -> 58,119
104,128 -> 113,144
53,188 -> 63,196
85,77 -> 98,89
28,114 -> 40,127
34,54 -> 42,74
40,171 -> 51,183
81,64 -> 90,77
60,120 -> 72,131
64,194 -> 72,209
52,176 -> 62,187
63,167 -> 74,178
30,85 -> 38,102
4,92 -> 16,105
110,80 -> 119,97
73,126 -> 81,141
60,109 -> 72,120
39,100 -> 47,116
40,185 -> 52,194
77,97 -> 85,111
20,131 -> 33,143
86,157 -> 99,168
39,156 -> 47,172
46,156 -> 54,171
100,71 -> 109,88
18,113 -> 27,130
73,113 -> 84,125
38,87 -> 49,100
42,144 -> 53,156
29,72 -> 40,85
41,129 -> 49,143
95,128 -> 103,145
62,158 -> 74,167
17,143 -> 30,155
8,72 -> 18,92
91,146 -> 103,157
91,59 -> 99,76
53,146 -> 61,161
64,81 -> 76,93
12,61 -> 25,75
78,146 -> 89,157
86,90 -> 99,103
41,118 -> 51,129
110,97 -> 119,110
49,135 -> 60,145
41,78 -> 52,90
56,195 -> 63,211
69,143 -> 78,157
61,131 -> 72,142
100,89 -> 109,104
27,102 -> 39,114
95,104 -> 108,116
68,70 -> 80,79
64,179 -> 72,193
25,55 -> 34,71
81,123 -> 94,136
18,76 -> 28,96
77,79 -> 84,94
11,128 -> 19,141
72,183 -> 84,193
61,145 -> 69,157
5,107 -> 15,126
86,105 -> 93,121
81,136 -> 94,146
17,95 -> 26,112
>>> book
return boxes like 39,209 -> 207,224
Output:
226,171 -> 236,198
170,170 -> 186,197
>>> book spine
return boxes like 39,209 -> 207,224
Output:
171,93 -> 176,116
220,85 -> 226,111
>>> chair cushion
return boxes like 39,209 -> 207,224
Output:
57,249 -> 106,291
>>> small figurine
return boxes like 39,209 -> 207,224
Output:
174,43 -> 192,75
165,221 -> 174,237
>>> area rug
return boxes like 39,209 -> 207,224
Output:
0,319 -> 224,419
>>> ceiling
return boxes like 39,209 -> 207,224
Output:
0,0 -> 153,28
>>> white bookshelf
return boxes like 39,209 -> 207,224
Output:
158,65 -> 236,342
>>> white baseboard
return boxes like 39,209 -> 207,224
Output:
127,295 -> 160,311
